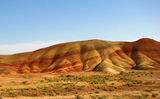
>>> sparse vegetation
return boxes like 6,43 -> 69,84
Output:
98,95 -> 108,99
22,81 -> 28,84
76,95 -> 84,99
21,74 -> 32,79
0,71 -> 159,98
144,81 -> 155,85
141,93 -> 149,98
152,93 -> 159,98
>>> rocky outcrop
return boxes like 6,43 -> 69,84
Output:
0,38 -> 160,74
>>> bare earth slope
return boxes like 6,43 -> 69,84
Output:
0,38 -> 160,74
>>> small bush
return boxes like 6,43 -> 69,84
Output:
91,96 -> 97,99
134,95 -> 143,99
119,71 -> 127,75
66,75 -> 73,78
142,93 -> 149,98
6,88 -> 13,92
44,78 -> 53,82
76,95 -> 84,99
150,72 -> 153,75
22,81 -> 28,84
126,82 -> 134,87
40,80 -> 44,83
98,95 -> 108,99
77,85 -> 85,90
152,93 -> 158,97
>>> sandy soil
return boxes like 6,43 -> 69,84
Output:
0,70 -> 160,99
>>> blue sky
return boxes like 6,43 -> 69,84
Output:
0,0 -> 160,54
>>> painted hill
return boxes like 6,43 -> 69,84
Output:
0,38 -> 160,74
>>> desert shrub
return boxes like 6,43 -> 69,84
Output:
126,81 -> 134,87
144,81 -> 155,85
132,80 -> 143,84
66,74 -> 74,78
44,77 -> 53,82
59,75 -> 107,84
150,72 -> 154,75
126,80 -> 142,87
0,89 -> 4,91
119,71 -> 127,75
152,93 -> 158,97
53,83 -> 64,89
134,95 -> 143,99
22,81 -> 28,84
98,95 -> 108,99
77,85 -> 85,90
111,83 -> 115,85
101,86 -> 114,91
91,95 -> 97,99
90,80 -> 101,84
142,93 -> 149,98
76,95 -> 84,99
40,80 -> 44,83
65,84 -> 76,91
5,88 -> 13,92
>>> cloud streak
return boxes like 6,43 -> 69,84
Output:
0,41 -> 63,55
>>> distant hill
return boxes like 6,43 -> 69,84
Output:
0,38 -> 160,74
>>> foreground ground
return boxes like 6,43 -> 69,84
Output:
0,70 -> 160,99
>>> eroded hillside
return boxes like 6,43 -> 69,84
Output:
0,38 -> 160,74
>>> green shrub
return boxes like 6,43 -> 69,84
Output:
98,95 -> 108,99
6,88 -> 13,92
40,80 -> 44,83
142,93 -> 149,98
22,81 -> 28,84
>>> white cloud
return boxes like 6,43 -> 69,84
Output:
0,41 -> 64,55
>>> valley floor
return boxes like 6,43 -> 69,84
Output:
0,70 -> 160,99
